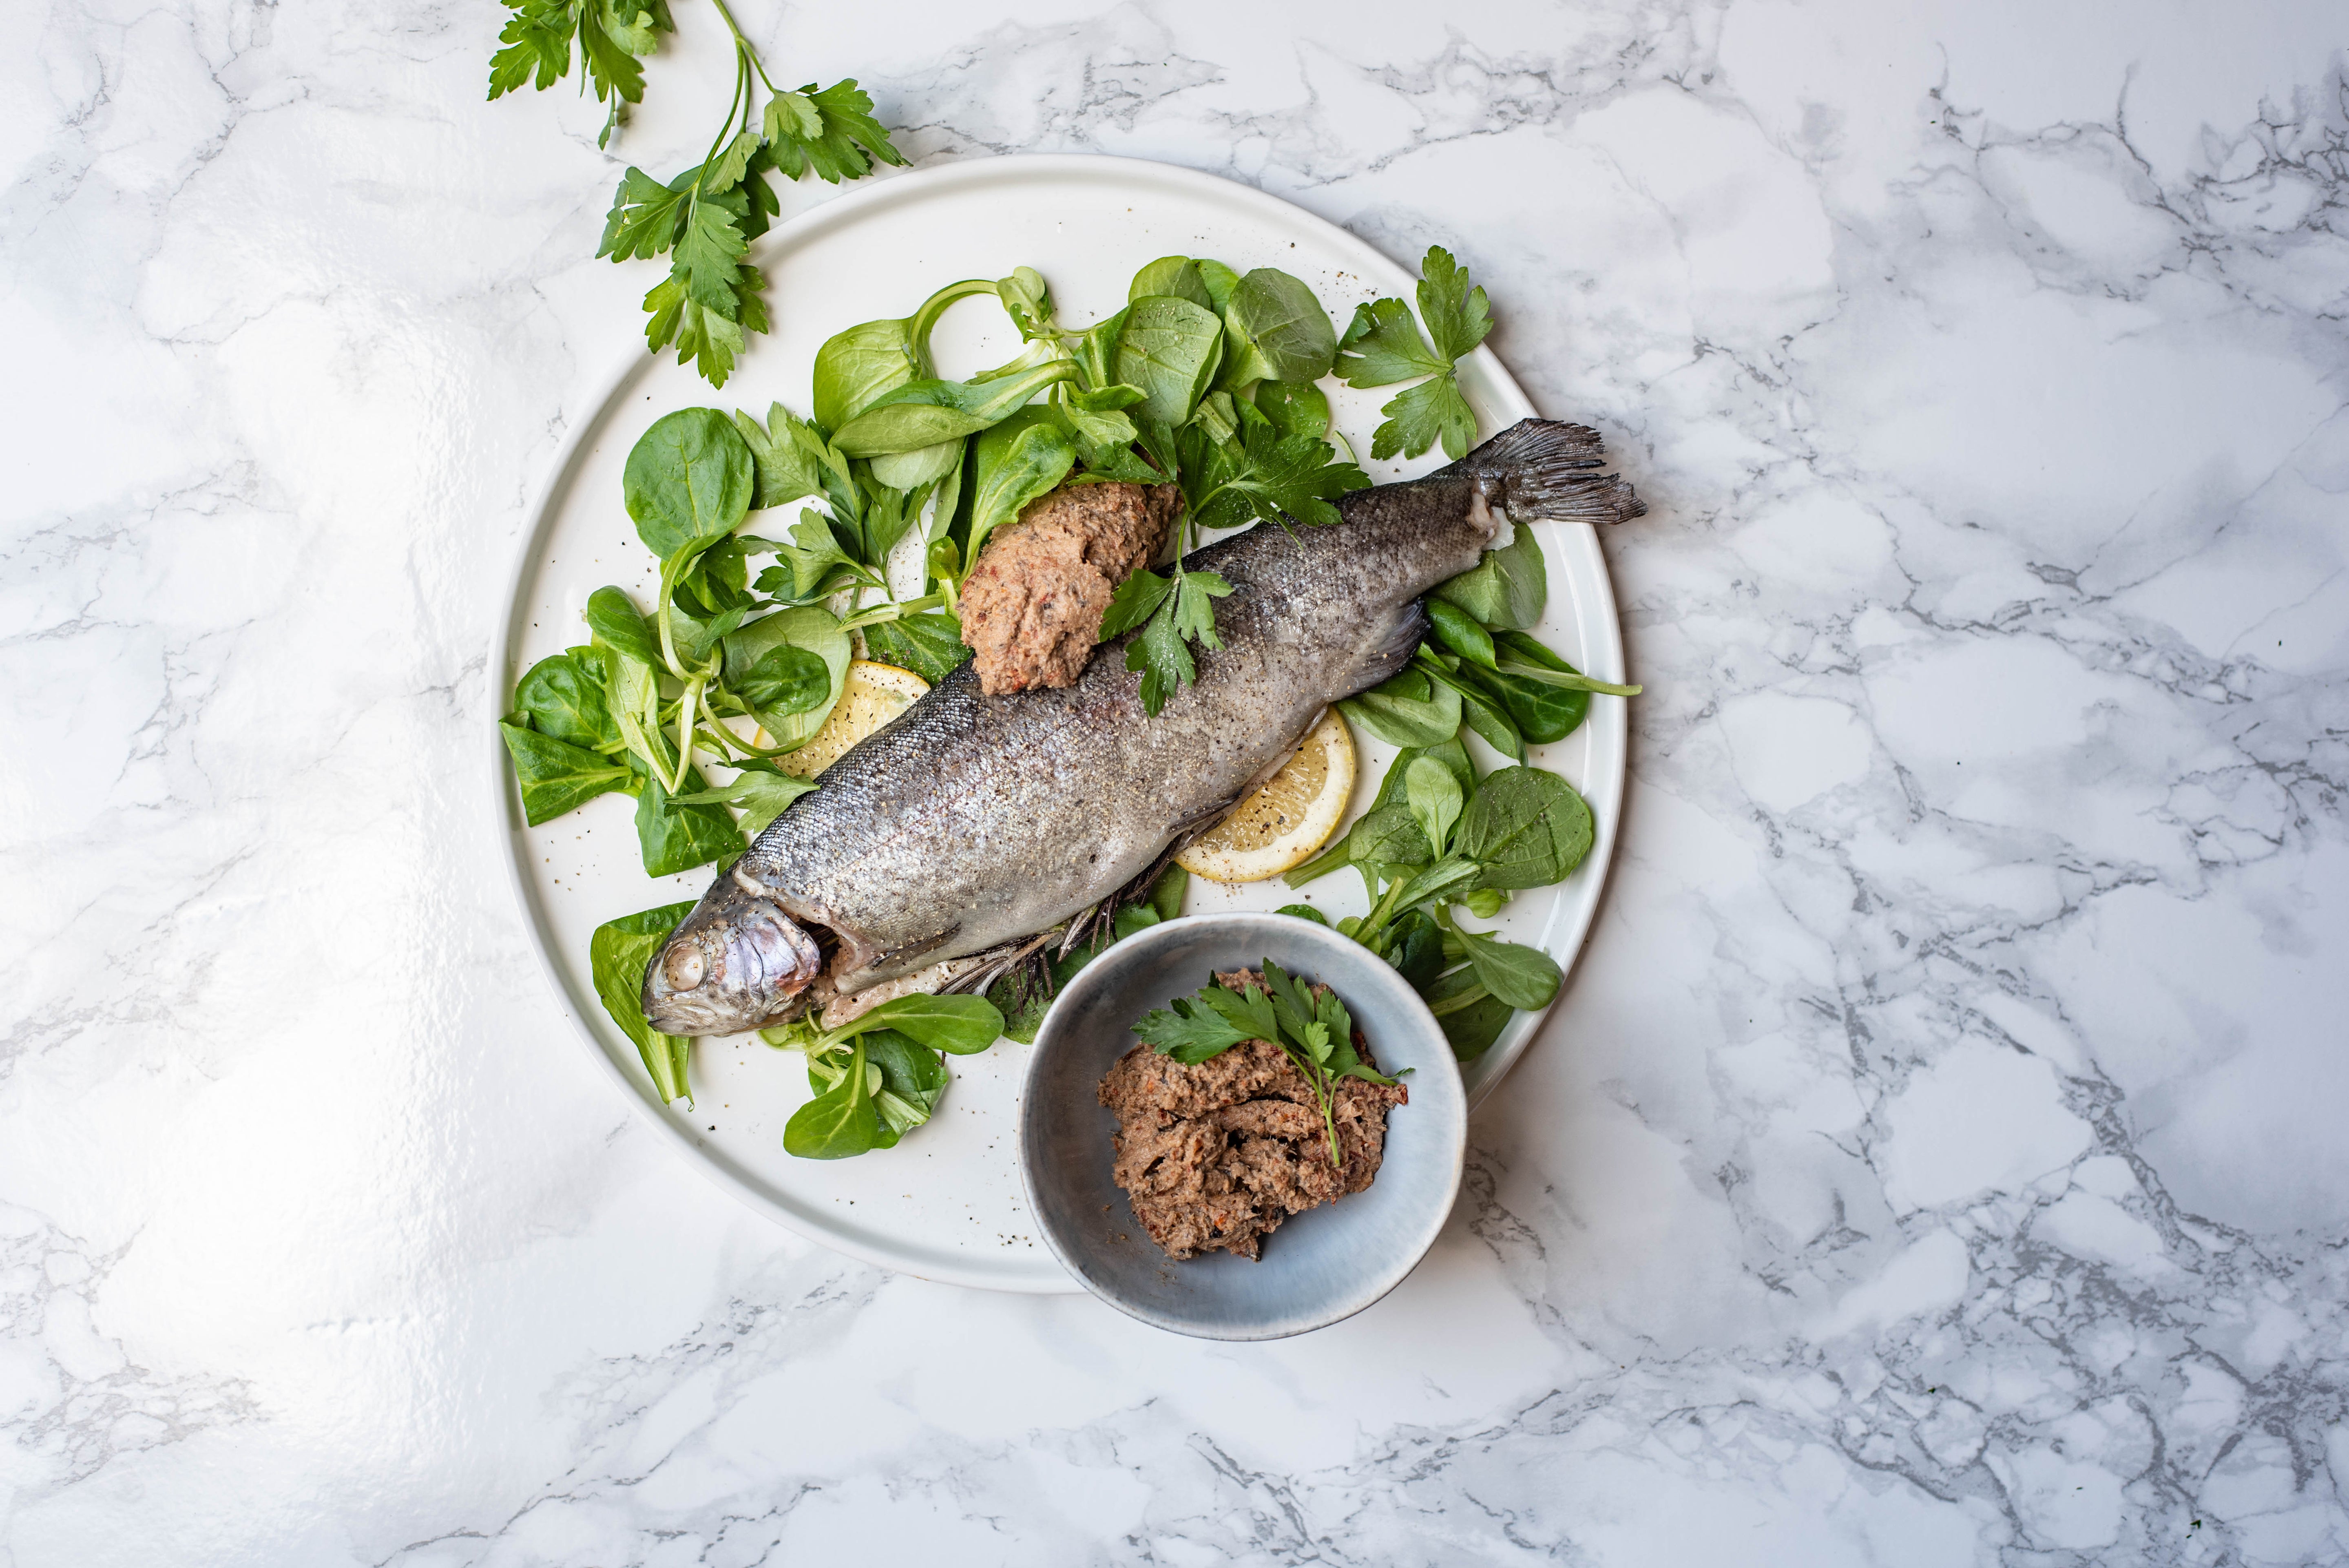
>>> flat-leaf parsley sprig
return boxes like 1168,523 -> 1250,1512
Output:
1336,245 -> 1495,461
1132,961 -> 1401,1169
487,0 -> 907,387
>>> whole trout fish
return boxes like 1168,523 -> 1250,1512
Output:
644,420 -> 1642,1035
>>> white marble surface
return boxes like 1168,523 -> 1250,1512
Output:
5,0 -> 2346,1561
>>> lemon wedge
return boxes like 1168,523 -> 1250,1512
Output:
1176,710 -> 1356,883
772,659 -> 930,777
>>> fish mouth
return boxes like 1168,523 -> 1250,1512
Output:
641,867 -> 827,1036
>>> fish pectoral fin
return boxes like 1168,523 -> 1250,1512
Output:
873,924 -> 961,970
1168,795 -> 1242,838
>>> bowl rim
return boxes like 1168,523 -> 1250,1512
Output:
1018,911 -> 1469,1339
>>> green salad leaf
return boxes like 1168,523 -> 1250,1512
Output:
1337,246 -> 1493,460
590,900 -> 697,1104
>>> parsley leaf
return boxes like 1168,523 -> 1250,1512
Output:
1131,994 -> 1253,1064
1121,568 -> 1231,714
1097,566 -> 1172,640
1127,588 -> 1195,716
1335,297 -> 1448,386
1170,569 -> 1231,648
495,1 -> 903,387
488,0 -> 673,106
1415,245 -> 1494,362
1184,419 -> 1368,532
763,81 -> 909,184
1334,246 -> 1494,461
1369,374 -> 1477,463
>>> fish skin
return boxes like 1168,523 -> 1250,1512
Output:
642,420 -> 1641,1036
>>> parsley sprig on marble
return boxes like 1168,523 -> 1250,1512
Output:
487,0 -> 905,387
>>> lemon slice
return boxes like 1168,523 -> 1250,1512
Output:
772,659 -> 930,777
1176,710 -> 1356,883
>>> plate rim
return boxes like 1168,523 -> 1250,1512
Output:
487,150 -> 1627,1294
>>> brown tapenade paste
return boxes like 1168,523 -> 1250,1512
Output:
1097,996 -> 1407,1262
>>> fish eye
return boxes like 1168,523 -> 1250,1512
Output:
664,946 -> 706,991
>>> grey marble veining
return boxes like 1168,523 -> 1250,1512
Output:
3,0 -> 2345,1563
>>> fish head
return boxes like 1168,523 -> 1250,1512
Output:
641,869 -> 825,1035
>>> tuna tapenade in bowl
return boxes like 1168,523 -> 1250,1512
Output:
1020,913 -> 1467,1340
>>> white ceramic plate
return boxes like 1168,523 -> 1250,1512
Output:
491,153 -> 1627,1293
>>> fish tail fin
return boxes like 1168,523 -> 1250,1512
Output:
1444,419 -> 1647,524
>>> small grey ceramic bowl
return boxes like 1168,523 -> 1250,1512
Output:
1020,913 -> 1467,1339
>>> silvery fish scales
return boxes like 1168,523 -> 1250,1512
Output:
642,420 -> 1641,1035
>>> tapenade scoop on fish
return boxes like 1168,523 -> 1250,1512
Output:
641,419 -> 1643,1037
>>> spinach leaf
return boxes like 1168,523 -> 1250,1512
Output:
1382,907 -> 1446,991
1424,966 -> 1511,1062
674,534 -> 756,618
665,763 -> 817,836
1433,518 -> 1547,631
723,606 -> 850,751
1386,735 -> 1478,808
1128,255 -> 1212,309
996,265 -> 1054,338
634,760 -> 746,876
589,900 -> 699,1104
513,650 -> 615,749
1425,599 -> 1496,669
734,642 -> 829,716
1220,268 -> 1338,387
862,610 -> 972,685
812,318 -> 925,431
966,408 -> 1077,565
1350,801 -> 1433,870
1197,259 -> 1240,312
1404,756 -> 1464,860
1073,308 -> 1127,390
869,440 -> 963,492
623,408 -> 755,559
586,586 -> 665,670
600,641 -> 670,779
1459,632 -> 1584,745
1254,379 -> 1330,441
813,276 -> 1000,432
1491,654 -> 1643,697
1281,731 -> 1482,895
1423,655 -> 1525,763
863,1027 -> 947,1142
1115,295 -> 1224,428
850,994 -> 1003,1056
784,1035 -> 880,1158
1338,666 -> 1461,748
1455,766 -> 1594,890
500,722 -> 633,825
830,359 -> 1079,456
1453,925 -> 1562,1011
1150,865 -> 1190,922
1276,902 -> 1329,926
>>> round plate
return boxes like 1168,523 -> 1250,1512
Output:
491,153 -> 1627,1294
